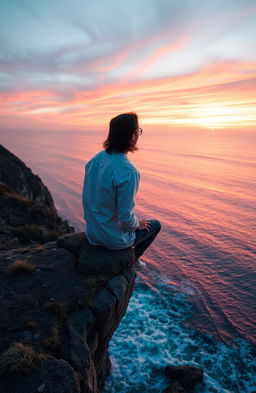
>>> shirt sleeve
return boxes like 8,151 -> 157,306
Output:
116,170 -> 140,231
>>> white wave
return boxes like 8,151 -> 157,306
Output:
103,271 -> 256,393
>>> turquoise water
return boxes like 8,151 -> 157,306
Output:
104,269 -> 256,393
1,127 -> 256,392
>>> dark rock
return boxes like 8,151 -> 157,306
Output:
57,232 -> 86,256
37,383 -> 46,392
78,239 -> 134,275
165,365 -> 203,390
87,331 -> 99,356
0,238 -> 136,393
0,358 -> 80,393
0,188 -> 73,233
123,269 -> 136,285
44,241 -> 57,249
78,242 -> 134,275
90,288 -> 117,322
67,307 -> 95,337
106,275 -> 127,301
58,232 -> 135,275
0,145 -> 74,250
0,248 -> 87,354
163,380 -> 186,393
0,144 -> 54,208
59,321 -> 91,369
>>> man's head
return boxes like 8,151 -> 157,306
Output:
103,112 -> 141,153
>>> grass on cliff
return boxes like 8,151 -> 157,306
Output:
21,244 -> 45,254
10,225 -> 61,243
0,343 -> 48,376
0,183 -> 28,202
43,303 -> 67,357
6,259 -> 36,275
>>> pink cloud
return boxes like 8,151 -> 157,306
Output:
1,60 -> 255,130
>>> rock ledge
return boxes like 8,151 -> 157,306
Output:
0,233 -> 136,393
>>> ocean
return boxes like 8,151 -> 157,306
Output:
1,126 -> 255,393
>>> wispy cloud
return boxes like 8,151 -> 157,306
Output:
1,60 -> 255,130
0,0 -> 255,130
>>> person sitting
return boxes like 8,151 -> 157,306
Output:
82,112 -> 161,269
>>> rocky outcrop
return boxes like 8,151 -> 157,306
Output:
164,365 -> 203,393
0,145 -> 74,250
0,146 -> 136,392
57,232 -> 135,276
0,233 -> 136,393
0,145 -> 54,208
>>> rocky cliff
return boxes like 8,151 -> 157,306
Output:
0,144 -> 55,208
0,146 -> 137,392
0,233 -> 135,393
0,145 -> 74,250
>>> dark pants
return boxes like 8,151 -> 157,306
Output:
133,219 -> 161,260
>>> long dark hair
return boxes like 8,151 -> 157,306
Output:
103,112 -> 138,153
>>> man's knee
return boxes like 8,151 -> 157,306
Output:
150,219 -> 161,233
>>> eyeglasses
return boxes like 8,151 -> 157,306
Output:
136,127 -> 143,135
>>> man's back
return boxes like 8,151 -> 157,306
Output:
82,150 -> 140,249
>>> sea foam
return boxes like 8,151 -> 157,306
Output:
103,268 -> 256,393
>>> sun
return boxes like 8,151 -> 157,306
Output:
195,104 -> 234,129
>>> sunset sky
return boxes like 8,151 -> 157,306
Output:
0,0 -> 255,131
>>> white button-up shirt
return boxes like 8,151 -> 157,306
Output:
82,150 -> 140,249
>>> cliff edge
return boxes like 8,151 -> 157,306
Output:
0,146 -> 136,392
0,144 -> 74,250
0,233 -> 135,393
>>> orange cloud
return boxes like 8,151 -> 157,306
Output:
1,60 -> 255,130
